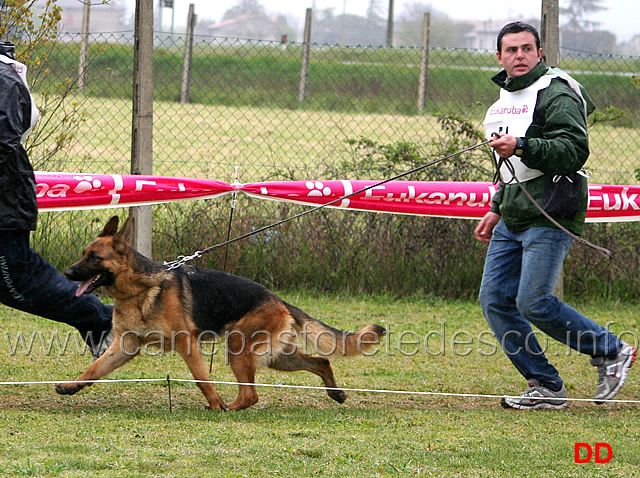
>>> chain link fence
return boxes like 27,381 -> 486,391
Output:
27,31 -> 640,299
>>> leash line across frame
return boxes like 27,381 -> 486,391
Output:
165,137 -> 610,269
164,139 -> 492,269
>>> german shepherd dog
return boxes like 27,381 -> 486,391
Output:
57,216 -> 385,410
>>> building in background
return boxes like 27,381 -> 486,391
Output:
198,14 -> 296,43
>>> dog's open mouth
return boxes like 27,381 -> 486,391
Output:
75,274 -> 110,297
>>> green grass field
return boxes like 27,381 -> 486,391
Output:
1,294 -> 638,476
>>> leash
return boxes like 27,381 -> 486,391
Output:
490,133 -> 611,259
502,159 -> 611,259
164,139 -> 492,269
164,135 -> 610,270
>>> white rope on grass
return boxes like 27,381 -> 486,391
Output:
0,378 -> 166,385
1,377 -> 639,405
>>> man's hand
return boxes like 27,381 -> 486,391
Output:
474,211 -> 501,243
489,134 -> 517,159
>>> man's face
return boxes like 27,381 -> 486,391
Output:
497,31 -> 542,78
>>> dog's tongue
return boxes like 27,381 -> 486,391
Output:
75,279 -> 93,297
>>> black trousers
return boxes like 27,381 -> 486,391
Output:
0,229 -> 112,346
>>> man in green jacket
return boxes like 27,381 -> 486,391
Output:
474,22 -> 635,409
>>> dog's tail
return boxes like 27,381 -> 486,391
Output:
285,303 -> 385,358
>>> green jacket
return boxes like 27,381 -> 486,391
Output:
489,60 -> 595,236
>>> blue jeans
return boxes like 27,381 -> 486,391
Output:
479,221 -> 619,391
0,230 -> 112,347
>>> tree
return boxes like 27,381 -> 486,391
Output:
312,8 -> 337,43
365,0 -> 386,44
395,3 -> 473,48
559,0 -> 616,53
560,0 -> 607,32
0,0 -> 84,168
213,0 -> 294,42
561,30 -> 616,55
0,0 -> 62,63
366,0 -> 385,25
222,0 -> 266,21
313,12 -> 386,46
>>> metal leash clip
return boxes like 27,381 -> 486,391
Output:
163,250 -> 203,270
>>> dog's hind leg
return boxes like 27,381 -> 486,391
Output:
224,328 -> 262,410
268,350 -> 347,404
55,333 -> 137,395
225,350 -> 260,411
174,332 -> 228,411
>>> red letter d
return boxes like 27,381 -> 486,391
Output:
595,443 -> 612,464
575,443 -> 592,463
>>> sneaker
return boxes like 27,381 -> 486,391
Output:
501,379 -> 568,410
590,342 -> 637,403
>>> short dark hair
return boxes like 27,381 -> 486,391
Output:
496,22 -> 540,52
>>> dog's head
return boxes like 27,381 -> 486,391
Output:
65,215 -> 132,297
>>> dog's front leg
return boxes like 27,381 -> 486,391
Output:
174,332 -> 228,411
55,332 -> 139,395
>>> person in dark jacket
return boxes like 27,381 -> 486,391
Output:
474,23 -> 635,409
0,41 -> 112,359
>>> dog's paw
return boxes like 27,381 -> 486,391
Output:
205,402 -> 228,412
328,389 -> 347,404
55,383 -> 81,395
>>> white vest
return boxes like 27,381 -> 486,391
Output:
483,69 -> 588,184
0,54 -> 40,143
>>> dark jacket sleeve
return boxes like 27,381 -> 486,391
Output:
520,79 -> 590,175
0,65 -> 32,156
0,63 -> 38,231
490,183 -> 503,214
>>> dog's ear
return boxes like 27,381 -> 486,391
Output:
114,216 -> 133,245
100,216 -> 120,237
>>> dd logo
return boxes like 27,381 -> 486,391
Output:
574,443 -> 613,463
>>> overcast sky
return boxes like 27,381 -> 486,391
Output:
140,0 -> 640,42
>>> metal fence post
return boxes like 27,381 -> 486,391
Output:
131,0 -> 154,258
180,3 -> 197,105
298,8 -> 312,104
417,12 -> 430,114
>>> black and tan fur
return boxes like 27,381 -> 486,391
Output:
56,216 -> 385,410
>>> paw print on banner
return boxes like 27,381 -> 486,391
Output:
306,181 -> 332,197
73,176 -> 102,194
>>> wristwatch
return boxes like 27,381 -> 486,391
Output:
514,137 -> 526,157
